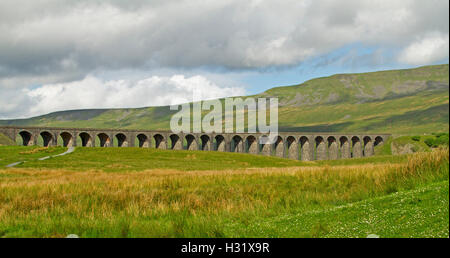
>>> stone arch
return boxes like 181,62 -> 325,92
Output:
315,136 -> 327,160
274,136 -> 284,157
79,132 -> 93,147
215,135 -> 226,152
40,131 -> 54,147
97,133 -> 111,147
154,134 -> 166,149
245,135 -> 258,154
300,136 -> 311,161
351,136 -> 362,158
374,136 -> 384,147
286,136 -> 298,160
17,130 -> 34,146
327,136 -> 338,160
136,134 -> 149,148
363,136 -> 374,157
232,135 -> 244,153
339,136 -> 350,159
60,132 -> 74,147
170,134 -> 182,150
185,134 -> 198,150
115,133 -> 128,147
200,135 -> 210,151
259,135 -> 272,156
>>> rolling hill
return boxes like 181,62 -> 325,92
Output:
1,64 -> 448,134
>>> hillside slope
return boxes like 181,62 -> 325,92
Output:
1,64 -> 448,134
0,133 -> 15,146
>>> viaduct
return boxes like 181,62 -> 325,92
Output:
0,126 -> 390,161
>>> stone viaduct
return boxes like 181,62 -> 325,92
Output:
0,126 -> 390,161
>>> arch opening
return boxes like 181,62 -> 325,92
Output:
40,131 -> 54,147
154,134 -> 165,149
327,136 -> 338,160
137,134 -> 149,148
17,131 -> 33,146
185,134 -> 198,150
215,135 -> 225,152
374,136 -> 384,147
115,133 -> 128,147
363,136 -> 374,157
60,132 -> 73,147
97,133 -> 111,147
200,135 -> 210,151
300,136 -> 310,161
170,134 -> 182,150
339,136 -> 350,159
351,136 -> 362,158
274,136 -> 284,157
78,132 -> 93,147
245,135 -> 257,154
287,136 -> 298,160
315,136 -> 327,160
231,135 -> 244,153
259,135 -> 272,156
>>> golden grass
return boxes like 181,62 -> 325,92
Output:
18,146 -> 63,155
0,148 -> 448,237
19,147 -> 49,154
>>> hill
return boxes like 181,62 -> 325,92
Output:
1,64 -> 448,134
0,133 -> 15,146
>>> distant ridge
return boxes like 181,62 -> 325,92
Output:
1,64 -> 448,134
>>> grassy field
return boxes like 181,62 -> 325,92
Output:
6,146 -> 303,172
0,146 -> 448,238
0,145 -> 413,172
225,181 -> 449,237
0,146 -> 67,167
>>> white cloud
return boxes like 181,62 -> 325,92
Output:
398,33 -> 449,65
0,0 -> 448,118
17,75 -> 245,119
0,0 -> 448,75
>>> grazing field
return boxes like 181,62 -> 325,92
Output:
0,146 -> 67,167
0,146 -> 448,238
4,146 -> 303,172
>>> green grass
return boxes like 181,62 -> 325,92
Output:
223,181 -> 449,237
0,146 -> 67,167
0,147 -> 448,238
4,146 -> 414,172
10,146 -> 303,172
317,153 -> 409,166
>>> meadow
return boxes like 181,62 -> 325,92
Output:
0,145 -> 448,238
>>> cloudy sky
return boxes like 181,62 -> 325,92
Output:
0,0 -> 448,119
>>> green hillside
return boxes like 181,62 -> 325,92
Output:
0,133 -> 15,146
1,64 -> 448,134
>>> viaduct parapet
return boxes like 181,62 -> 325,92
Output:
0,126 -> 391,161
